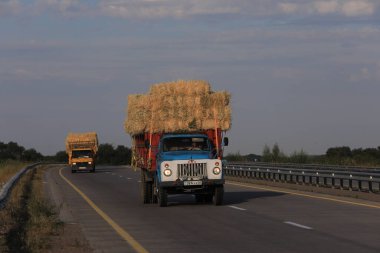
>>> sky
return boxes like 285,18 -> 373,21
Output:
1,0 -> 380,156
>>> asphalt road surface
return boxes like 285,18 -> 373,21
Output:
44,165 -> 380,253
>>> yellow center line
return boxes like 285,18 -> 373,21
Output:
226,181 -> 380,210
59,167 -> 149,253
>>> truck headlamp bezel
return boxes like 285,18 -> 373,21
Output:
213,167 -> 221,175
163,169 -> 172,177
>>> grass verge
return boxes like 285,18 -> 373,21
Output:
0,165 -> 63,252
0,160 -> 28,187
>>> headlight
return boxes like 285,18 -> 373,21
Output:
213,167 -> 221,175
163,169 -> 172,177
73,163 -> 77,165
88,162 -> 92,165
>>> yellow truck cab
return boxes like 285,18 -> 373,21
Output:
65,132 -> 98,173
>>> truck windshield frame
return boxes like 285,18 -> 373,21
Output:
72,150 -> 93,158
162,137 -> 210,152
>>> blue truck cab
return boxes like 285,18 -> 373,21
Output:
154,133 -> 225,206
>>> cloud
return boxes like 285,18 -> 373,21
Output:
278,0 -> 376,17
33,0 -> 84,14
0,0 -> 378,19
98,0 -> 240,19
341,1 -> 375,16
278,3 -> 299,14
314,1 -> 339,14
0,0 -> 22,15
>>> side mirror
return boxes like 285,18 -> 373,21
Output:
223,137 -> 229,146
145,140 -> 150,149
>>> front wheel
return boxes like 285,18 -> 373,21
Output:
213,186 -> 224,206
158,187 -> 168,207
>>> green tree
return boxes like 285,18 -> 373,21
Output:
262,145 -> 272,162
22,148 -> 43,161
112,145 -> 132,165
54,151 -> 68,163
289,149 -> 309,164
97,144 -> 115,164
272,143 -> 280,162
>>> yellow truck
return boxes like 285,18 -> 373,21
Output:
65,132 -> 98,173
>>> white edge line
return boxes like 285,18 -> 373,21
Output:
284,221 -> 313,230
228,205 -> 247,211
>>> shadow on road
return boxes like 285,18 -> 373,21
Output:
223,191 -> 285,205
164,191 -> 286,207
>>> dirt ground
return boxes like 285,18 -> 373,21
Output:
46,223 -> 93,253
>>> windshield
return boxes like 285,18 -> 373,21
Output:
162,137 -> 210,152
72,150 -> 93,158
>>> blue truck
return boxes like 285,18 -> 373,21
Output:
132,129 -> 228,207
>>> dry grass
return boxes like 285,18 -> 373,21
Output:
125,80 -> 232,134
0,165 -> 63,252
0,160 -> 27,187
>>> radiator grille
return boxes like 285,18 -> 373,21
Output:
177,163 -> 207,179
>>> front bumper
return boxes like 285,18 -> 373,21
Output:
159,179 -> 224,189
71,162 -> 94,170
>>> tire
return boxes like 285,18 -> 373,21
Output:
141,171 -> 152,204
205,194 -> 213,203
213,186 -> 224,206
71,169 -> 76,173
158,187 -> 168,207
195,194 -> 204,203
152,178 -> 158,204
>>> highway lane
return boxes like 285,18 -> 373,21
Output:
45,165 -> 380,253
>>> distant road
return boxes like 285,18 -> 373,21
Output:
44,165 -> 380,253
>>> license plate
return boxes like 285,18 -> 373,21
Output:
184,180 -> 202,186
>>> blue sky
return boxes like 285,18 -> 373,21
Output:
1,0 -> 380,156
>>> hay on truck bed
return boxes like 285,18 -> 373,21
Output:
124,80 -> 231,135
65,132 -> 99,153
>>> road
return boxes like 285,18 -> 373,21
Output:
44,165 -> 380,253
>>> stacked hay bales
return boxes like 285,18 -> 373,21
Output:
125,80 -> 231,135
65,132 -> 99,153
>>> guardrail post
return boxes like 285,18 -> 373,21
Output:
370,181 -> 379,193
304,175 -> 310,185
360,180 -> 369,192
351,179 -> 359,191
333,178 -> 341,189
342,179 -> 350,190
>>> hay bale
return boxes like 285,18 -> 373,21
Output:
65,132 -> 98,153
124,80 -> 231,135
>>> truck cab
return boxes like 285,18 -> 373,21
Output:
154,133 -> 227,206
70,149 -> 96,173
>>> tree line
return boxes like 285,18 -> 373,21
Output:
0,141 -> 132,165
3,140 -> 380,167
226,144 -> 380,167
0,141 -> 44,162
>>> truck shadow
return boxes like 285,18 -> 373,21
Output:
166,191 -> 285,206
223,191 -> 285,205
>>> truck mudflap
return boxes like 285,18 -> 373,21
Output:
159,179 -> 224,189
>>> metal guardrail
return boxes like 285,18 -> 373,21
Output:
224,162 -> 380,193
0,163 -> 41,208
